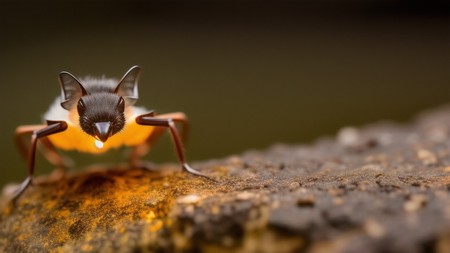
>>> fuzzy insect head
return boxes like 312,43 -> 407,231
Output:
58,66 -> 141,144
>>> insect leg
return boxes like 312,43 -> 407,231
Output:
12,121 -> 68,202
155,112 -> 190,142
129,112 -> 189,167
15,125 -> 72,175
15,125 -> 45,160
135,112 -> 215,181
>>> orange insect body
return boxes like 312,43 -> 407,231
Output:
45,101 -> 154,154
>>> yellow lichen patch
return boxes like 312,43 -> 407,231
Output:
43,199 -> 57,210
0,167 -> 220,252
17,233 -> 28,242
149,220 -> 164,232
165,218 -> 173,228
58,209 -> 72,219
143,210 -> 156,222
81,244 -> 94,252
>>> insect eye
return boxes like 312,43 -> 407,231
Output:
117,97 -> 125,112
77,99 -> 86,114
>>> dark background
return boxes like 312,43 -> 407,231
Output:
0,0 -> 449,188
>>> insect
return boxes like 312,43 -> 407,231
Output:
13,66 -> 212,201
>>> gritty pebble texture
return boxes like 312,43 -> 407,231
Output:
3,105 -> 450,252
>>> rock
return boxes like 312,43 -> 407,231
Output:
4,105 -> 450,252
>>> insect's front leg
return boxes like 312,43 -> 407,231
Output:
129,112 -> 190,167
12,121 -> 68,202
15,125 -> 72,175
135,112 -> 215,182
15,125 -> 46,160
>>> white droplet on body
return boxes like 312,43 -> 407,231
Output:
95,139 -> 104,149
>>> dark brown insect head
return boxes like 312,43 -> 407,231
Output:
78,94 -> 126,142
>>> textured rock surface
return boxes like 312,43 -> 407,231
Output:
3,105 -> 450,252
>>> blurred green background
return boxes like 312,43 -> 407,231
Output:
0,0 -> 449,188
